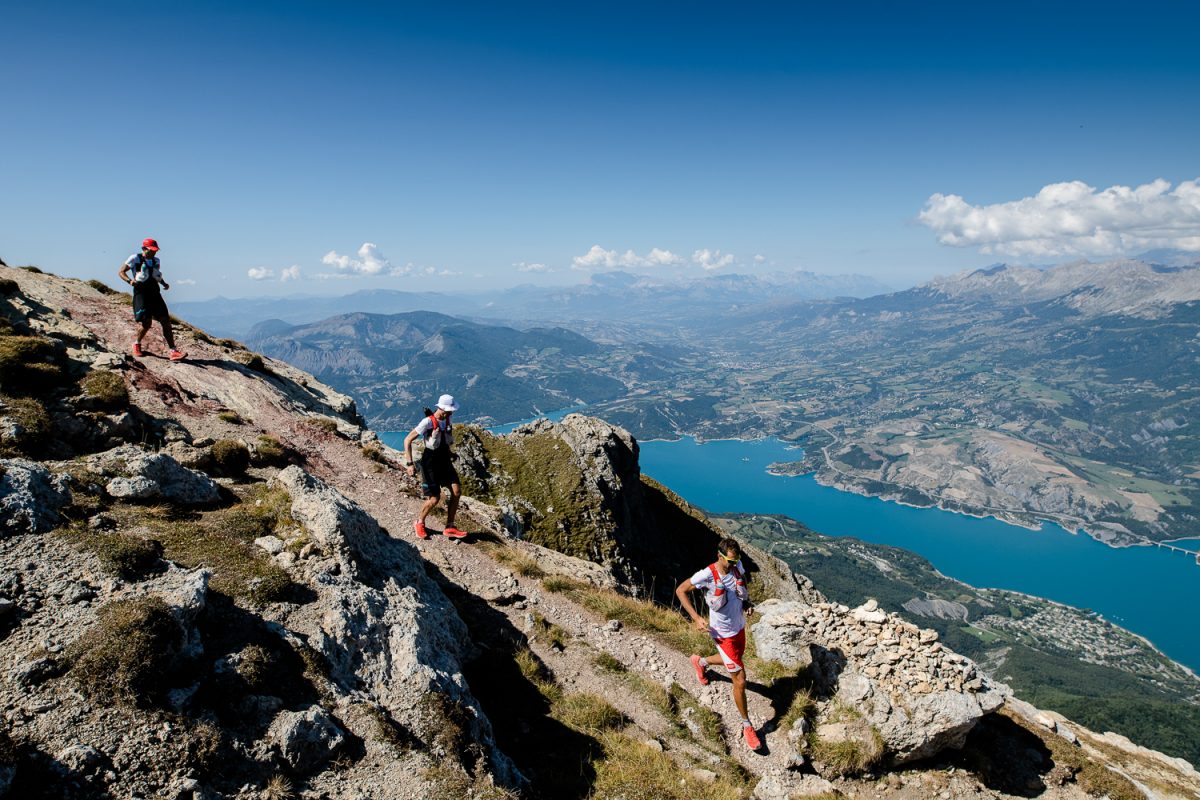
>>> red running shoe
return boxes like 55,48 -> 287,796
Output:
690,654 -> 710,686
413,520 -> 429,540
169,349 -> 187,362
743,724 -> 762,751
132,342 -> 144,357
443,526 -> 467,539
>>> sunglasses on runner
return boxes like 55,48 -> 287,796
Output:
719,552 -> 739,563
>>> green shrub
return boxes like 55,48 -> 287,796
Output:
209,439 -> 250,476
85,279 -> 119,296
67,596 -> 185,706
17,266 -> 43,274
217,410 -> 243,425
82,370 -> 128,408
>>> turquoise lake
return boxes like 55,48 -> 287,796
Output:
381,424 -> 1200,672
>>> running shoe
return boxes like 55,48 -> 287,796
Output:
690,654 -> 710,686
743,724 -> 762,751
443,526 -> 467,539
169,349 -> 187,362
413,520 -> 429,540
132,342 -> 144,357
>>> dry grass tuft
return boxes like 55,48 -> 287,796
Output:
85,278 -> 119,296
0,394 -> 50,455
82,370 -> 128,408
554,693 -> 627,735
252,434 -> 291,467
66,596 -> 185,706
263,774 -> 295,800
209,438 -> 250,476
216,410 -> 243,425
546,580 -> 711,655
233,350 -> 270,373
590,730 -> 753,800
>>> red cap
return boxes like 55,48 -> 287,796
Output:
142,238 -> 160,252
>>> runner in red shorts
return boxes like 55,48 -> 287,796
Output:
675,537 -> 762,751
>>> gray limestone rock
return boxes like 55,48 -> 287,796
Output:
268,706 -> 346,770
0,458 -> 72,535
55,743 -> 104,774
90,445 -> 220,505
272,466 -> 523,788
753,770 -> 837,799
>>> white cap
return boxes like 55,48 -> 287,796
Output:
436,394 -> 459,412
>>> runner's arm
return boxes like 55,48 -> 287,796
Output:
118,262 -> 133,285
402,429 -> 420,474
675,579 -> 708,632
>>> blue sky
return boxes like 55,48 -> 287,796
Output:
3,1 -> 1199,299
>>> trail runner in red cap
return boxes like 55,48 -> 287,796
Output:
118,238 -> 186,361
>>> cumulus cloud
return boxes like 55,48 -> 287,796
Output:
691,248 -> 736,271
918,178 -> 1200,258
247,267 -> 275,280
571,245 -> 684,271
515,261 -> 553,273
174,278 -> 197,286
322,242 -> 393,276
280,265 -> 301,282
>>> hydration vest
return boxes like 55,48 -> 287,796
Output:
706,562 -> 747,612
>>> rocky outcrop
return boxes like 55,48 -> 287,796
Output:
455,415 -> 746,600
273,466 -> 522,787
753,598 -> 1007,766
86,444 -> 220,505
0,458 -> 72,535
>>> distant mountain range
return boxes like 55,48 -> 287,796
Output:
175,269 -> 893,338
239,257 -> 1200,545
244,311 -> 637,430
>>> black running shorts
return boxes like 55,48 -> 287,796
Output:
419,450 -> 459,498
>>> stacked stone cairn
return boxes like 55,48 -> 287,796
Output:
752,598 -> 1008,774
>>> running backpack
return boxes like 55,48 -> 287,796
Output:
705,563 -> 746,612
422,408 -> 451,450
130,254 -> 161,284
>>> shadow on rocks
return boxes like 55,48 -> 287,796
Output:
425,560 -> 599,799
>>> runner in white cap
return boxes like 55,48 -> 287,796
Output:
402,394 -> 466,540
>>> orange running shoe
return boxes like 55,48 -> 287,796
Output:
443,526 -> 467,539
743,724 -> 762,751
690,654 -> 710,686
169,349 -> 187,361
132,342 -> 144,357
413,520 -> 429,540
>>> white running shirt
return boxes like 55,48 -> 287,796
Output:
689,560 -> 748,638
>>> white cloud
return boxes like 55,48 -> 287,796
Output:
571,244 -> 687,271
691,248 -> 736,271
280,265 -> 301,282
572,245 -> 684,270
322,242 -> 393,276
515,261 -> 553,273
247,267 -> 275,280
753,254 -> 766,264
918,178 -> 1200,258
174,278 -> 197,286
